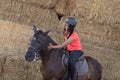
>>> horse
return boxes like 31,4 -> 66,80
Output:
25,26 -> 102,80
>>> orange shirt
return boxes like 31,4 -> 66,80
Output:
65,31 -> 82,51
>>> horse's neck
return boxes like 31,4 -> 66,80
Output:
41,48 -> 64,66
41,36 -> 63,66
40,49 -> 51,66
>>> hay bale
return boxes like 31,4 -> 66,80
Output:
0,0 -> 59,28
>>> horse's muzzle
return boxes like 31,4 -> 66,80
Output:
25,50 -> 35,62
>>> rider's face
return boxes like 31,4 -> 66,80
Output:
65,23 -> 69,32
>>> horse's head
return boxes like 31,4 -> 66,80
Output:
25,25 -> 54,62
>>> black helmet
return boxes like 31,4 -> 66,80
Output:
65,17 -> 77,26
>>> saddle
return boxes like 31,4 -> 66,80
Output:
62,52 -> 89,76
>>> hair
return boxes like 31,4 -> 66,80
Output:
67,24 -> 75,38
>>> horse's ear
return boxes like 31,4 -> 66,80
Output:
43,30 -> 51,35
33,25 -> 37,33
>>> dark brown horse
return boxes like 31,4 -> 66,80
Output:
25,26 -> 102,80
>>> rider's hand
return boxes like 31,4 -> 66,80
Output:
48,43 -> 53,50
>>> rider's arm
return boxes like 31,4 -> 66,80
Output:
48,38 -> 74,50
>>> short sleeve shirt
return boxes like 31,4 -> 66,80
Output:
65,31 -> 82,51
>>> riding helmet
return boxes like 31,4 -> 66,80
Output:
65,17 -> 77,26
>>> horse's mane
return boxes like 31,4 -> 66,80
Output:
46,35 -> 64,58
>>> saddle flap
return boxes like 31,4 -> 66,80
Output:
75,58 -> 89,75
62,54 -> 69,70
62,54 -> 89,76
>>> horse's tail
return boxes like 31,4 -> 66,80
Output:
85,56 -> 102,80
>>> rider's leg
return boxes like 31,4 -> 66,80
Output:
69,50 -> 83,80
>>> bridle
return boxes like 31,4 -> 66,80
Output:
28,37 -> 42,61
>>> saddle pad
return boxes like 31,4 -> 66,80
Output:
75,58 -> 89,75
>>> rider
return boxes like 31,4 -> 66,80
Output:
48,17 -> 83,80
